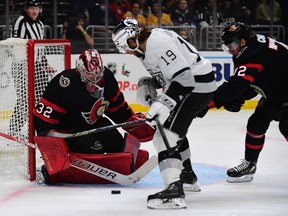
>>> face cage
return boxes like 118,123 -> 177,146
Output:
81,69 -> 103,87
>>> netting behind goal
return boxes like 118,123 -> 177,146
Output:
0,38 -> 71,181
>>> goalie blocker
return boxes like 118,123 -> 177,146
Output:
34,132 -> 150,184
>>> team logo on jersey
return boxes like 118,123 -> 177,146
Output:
81,97 -> 109,124
90,140 -> 103,151
59,75 -> 70,87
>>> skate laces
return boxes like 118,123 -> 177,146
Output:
234,159 -> 250,172
160,184 -> 174,193
159,181 -> 180,194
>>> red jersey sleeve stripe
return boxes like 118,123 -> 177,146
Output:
110,89 -> 121,102
40,98 -> 67,114
106,101 -> 127,112
242,75 -> 254,82
33,109 -> 59,124
243,63 -> 264,71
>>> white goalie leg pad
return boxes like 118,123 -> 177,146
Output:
153,128 -> 180,153
147,197 -> 187,209
227,174 -> 254,183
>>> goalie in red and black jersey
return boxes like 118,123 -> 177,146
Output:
33,49 -> 155,185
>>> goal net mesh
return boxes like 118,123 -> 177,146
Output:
0,38 -> 70,180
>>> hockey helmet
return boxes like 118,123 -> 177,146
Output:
24,0 -> 42,12
76,49 -> 104,90
112,17 -> 143,53
221,22 -> 252,45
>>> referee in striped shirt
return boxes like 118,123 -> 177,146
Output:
9,0 -> 54,139
12,0 -> 45,39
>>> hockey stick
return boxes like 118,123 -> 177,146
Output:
69,154 -> 158,186
0,131 -> 157,185
47,119 -> 146,139
147,97 -> 175,156
0,131 -> 36,149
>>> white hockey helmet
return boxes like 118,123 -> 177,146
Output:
76,49 -> 104,88
112,17 -> 143,53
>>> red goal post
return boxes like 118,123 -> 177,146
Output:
0,38 -> 71,181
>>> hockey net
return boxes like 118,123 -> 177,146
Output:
0,38 -> 71,181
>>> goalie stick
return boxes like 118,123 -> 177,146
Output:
69,154 -> 158,186
0,131 -> 36,149
0,131 -> 157,185
47,119 -> 146,139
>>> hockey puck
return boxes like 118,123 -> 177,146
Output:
111,190 -> 121,194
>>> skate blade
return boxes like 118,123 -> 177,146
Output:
183,183 -> 201,192
147,197 -> 187,209
226,174 -> 254,183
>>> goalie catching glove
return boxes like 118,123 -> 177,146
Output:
146,94 -> 176,125
137,76 -> 158,106
122,112 -> 155,142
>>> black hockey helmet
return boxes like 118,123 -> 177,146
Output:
24,0 -> 42,12
221,22 -> 252,45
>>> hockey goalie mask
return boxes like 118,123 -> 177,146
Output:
76,49 -> 104,97
112,17 -> 143,54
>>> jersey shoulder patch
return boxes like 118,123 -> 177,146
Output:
59,75 -> 70,87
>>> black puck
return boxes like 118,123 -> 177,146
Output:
111,190 -> 121,194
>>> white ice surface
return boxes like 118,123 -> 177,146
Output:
0,110 -> 287,216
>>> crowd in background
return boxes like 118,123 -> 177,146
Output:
1,0 -> 288,49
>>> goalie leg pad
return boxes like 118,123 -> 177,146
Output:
122,133 -> 140,164
34,136 -> 70,174
58,153 -> 134,184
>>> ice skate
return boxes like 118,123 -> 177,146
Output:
147,180 -> 186,209
36,165 -> 49,184
227,159 -> 257,183
180,170 -> 201,192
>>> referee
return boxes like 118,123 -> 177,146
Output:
9,0 -> 53,139
12,0 -> 45,39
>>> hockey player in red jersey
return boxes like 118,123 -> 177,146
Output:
112,18 -> 217,209
203,22 -> 288,183
33,49 -> 155,184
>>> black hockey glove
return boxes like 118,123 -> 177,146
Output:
224,96 -> 245,112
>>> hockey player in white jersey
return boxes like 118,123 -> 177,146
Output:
112,18 -> 217,209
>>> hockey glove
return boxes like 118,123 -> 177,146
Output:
137,76 -> 158,106
224,96 -> 245,112
122,112 -> 155,142
146,94 -> 176,125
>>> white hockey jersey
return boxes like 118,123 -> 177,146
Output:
142,28 -> 217,94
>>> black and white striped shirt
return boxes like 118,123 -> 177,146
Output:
12,15 -> 45,39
